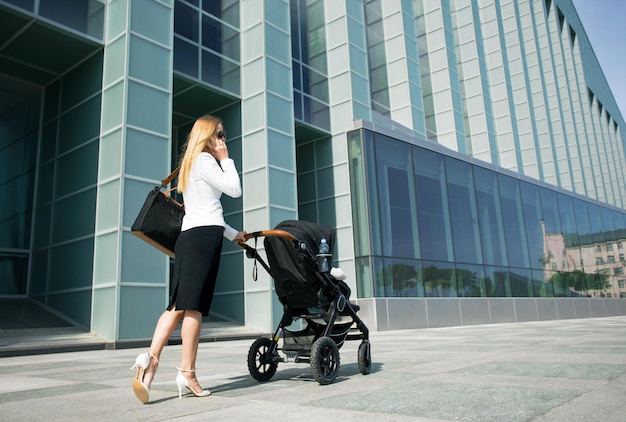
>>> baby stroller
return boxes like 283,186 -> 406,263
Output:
237,220 -> 371,385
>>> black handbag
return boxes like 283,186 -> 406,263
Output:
131,168 -> 184,258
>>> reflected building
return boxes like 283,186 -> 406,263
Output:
542,221 -> 626,298
1,0 -> 626,344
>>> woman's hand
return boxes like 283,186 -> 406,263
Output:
234,230 -> 247,243
213,138 -> 229,161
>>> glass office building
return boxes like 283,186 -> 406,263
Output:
1,0 -> 625,344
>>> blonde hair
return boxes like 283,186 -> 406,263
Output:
177,115 -> 222,193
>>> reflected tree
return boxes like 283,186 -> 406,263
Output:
377,263 -> 418,296
548,270 -> 610,297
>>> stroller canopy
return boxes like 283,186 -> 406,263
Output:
264,220 -> 335,308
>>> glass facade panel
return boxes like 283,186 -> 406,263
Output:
172,0 -> 240,95
455,263 -> 485,297
445,157 -> 481,264
39,0 -> 104,40
375,137 -> 418,259
474,167 -> 507,266
414,148 -> 452,262
520,181 -> 544,270
380,258 -> 422,297
498,174 -> 530,268
202,0 -> 240,28
348,128 -> 626,300
423,261 -> 456,297
485,266 -> 511,297
290,0 -> 330,130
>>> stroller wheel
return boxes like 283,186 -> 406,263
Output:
247,337 -> 278,382
310,336 -> 340,385
357,341 -> 371,375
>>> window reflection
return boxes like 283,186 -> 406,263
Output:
378,259 -> 423,297
348,128 -> 626,300
422,261 -> 456,297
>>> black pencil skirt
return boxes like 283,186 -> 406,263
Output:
168,225 -> 224,316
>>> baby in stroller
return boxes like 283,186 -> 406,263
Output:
237,220 -> 371,385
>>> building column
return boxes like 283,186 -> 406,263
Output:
92,0 -> 173,342
240,0 -> 297,332
380,0 -> 426,137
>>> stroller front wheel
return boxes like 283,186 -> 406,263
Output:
357,340 -> 371,375
248,337 -> 279,382
310,336 -> 340,385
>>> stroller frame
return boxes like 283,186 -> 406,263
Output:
238,222 -> 371,385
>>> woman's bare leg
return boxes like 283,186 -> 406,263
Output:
179,310 -> 207,392
143,307 -> 184,387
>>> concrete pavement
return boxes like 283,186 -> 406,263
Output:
1,316 -> 626,421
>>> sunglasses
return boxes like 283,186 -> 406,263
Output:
216,130 -> 226,139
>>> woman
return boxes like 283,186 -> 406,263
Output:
130,115 -> 246,403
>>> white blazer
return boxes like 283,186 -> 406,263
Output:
180,152 -> 242,240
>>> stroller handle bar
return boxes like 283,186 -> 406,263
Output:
236,229 -> 296,248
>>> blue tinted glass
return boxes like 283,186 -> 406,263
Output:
292,62 -> 302,90
293,92 -> 303,120
539,187 -> 561,235
445,157 -> 481,264
520,181 -> 543,270
4,0 -> 34,11
201,50 -> 239,94
474,167 -> 507,266
363,132 -> 382,256
39,0 -> 104,39
376,138 -> 417,258
601,207 -> 616,242
309,97 -> 330,131
173,37 -> 199,77
587,202 -> 604,244
202,0 -> 239,27
557,193 -> 578,247
174,1 -> 199,42
414,148 -> 452,261
498,174 -> 529,268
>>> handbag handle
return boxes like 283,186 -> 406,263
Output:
161,166 -> 180,187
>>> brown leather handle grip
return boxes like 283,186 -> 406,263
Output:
235,229 -> 296,249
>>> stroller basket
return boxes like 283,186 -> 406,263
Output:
238,220 -> 371,385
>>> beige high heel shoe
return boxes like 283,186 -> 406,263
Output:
176,368 -> 211,398
130,351 -> 158,403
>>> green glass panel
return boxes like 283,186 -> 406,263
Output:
51,189 -> 97,243
118,285 -> 167,340
93,231 -> 119,285
121,231 -> 167,283
125,128 -> 169,180
269,168 -> 296,208
129,35 -> 170,89
57,95 -> 101,154
96,180 -> 120,232
55,141 -> 99,198
127,81 -> 169,134
130,0 -> 171,46
49,238 -> 94,291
